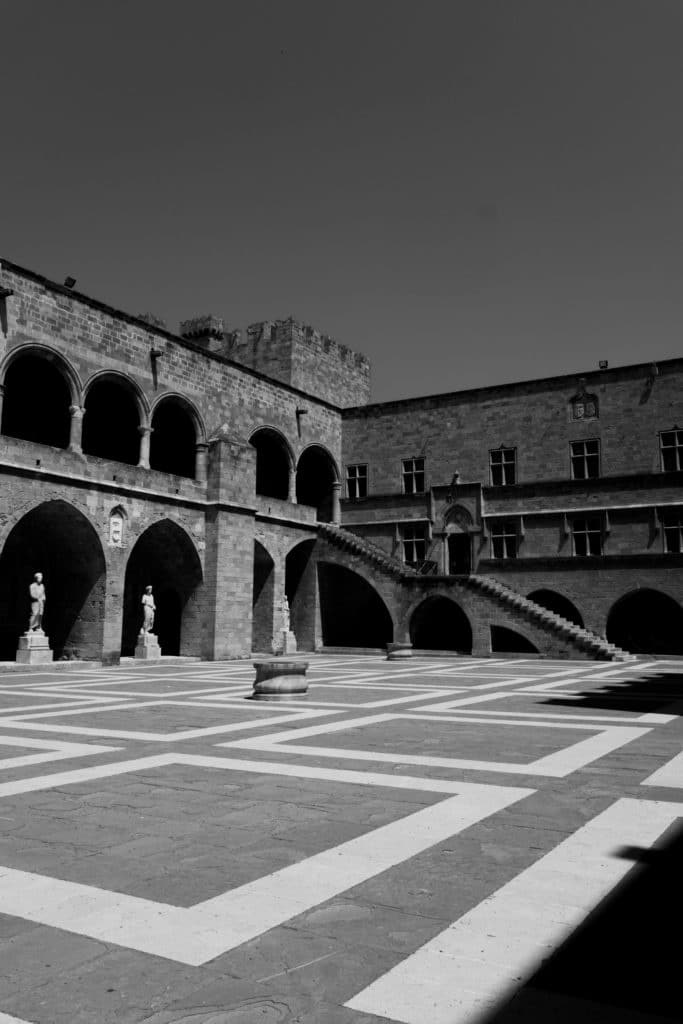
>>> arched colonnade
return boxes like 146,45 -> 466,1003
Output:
249,428 -> 341,523
0,500 -> 204,662
0,345 -> 208,480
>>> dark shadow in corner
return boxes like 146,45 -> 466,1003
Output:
470,820 -> 683,1024
543,669 -> 683,717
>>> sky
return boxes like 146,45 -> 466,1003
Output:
2,0 -> 683,402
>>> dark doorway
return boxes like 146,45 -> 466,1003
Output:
318,563 -> 393,648
252,541 -> 275,652
606,590 -> 683,655
122,520 -> 203,657
251,430 -> 290,499
491,625 -> 538,654
2,353 -> 71,449
82,378 -> 140,465
150,400 -> 197,478
410,596 -> 472,652
527,589 -> 583,627
296,446 -> 337,522
448,534 -> 471,574
0,500 -> 106,660
285,539 -> 317,650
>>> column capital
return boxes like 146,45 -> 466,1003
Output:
69,404 -> 84,418
138,424 -> 153,436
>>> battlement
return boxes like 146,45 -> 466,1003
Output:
228,317 -> 371,407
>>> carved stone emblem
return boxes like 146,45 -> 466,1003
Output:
570,379 -> 598,420
109,508 -> 125,547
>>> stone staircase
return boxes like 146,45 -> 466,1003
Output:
459,574 -> 634,662
317,522 -> 420,579
317,523 -> 634,661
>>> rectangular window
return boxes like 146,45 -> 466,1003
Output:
572,516 -> 603,556
489,448 -> 516,486
490,521 -> 518,559
570,438 -> 600,480
402,523 -> 427,565
346,463 -> 368,499
660,430 -> 683,472
663,513 -> 683,553
402,457 -> 425,494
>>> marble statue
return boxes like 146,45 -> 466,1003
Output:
282,595 -> 290,633
141,585 -> 156,634
29,572 -> 46,631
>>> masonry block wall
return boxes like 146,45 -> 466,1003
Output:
228,317 -> 371,408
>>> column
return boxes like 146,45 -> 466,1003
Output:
288,464 -> 297,503
331,481 -> 342,525
68,405 -> 84,453
0,384 -> 5,428
195,442 -> 209,484
138,425 -> 152,469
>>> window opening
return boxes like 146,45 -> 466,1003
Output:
490,521 -> 518,559
402,457 -> 425,494
489,447 -> 516,486
660,430 -> 683,472
572,516 -> 603,556
402,523 -> 427,565
571,438 -> 600,479
346,463 -> 368,499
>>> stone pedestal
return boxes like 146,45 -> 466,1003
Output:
386,642 -> 413,661
277,630 -> 298,656
134,632 -> 162,660
250,660 -> 309,701
16,630 -> 53,665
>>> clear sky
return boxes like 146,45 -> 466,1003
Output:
2,0 -> 682,401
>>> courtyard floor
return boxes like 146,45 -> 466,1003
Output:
0,654 -> 681,1023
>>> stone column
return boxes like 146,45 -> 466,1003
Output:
288,464 -> 297,503
138,425 -> 152,469
331,481 -> 342,525
195,442 -> 209,484
68,405 -> 84,453
0,383 -> 5,428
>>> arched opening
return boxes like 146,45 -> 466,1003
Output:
606,590 -> 683,655
250,429 -> 291,499
285,539 -> 317,650
0,501 -> 106,661
318,563 -> 393,648
150,399 -> 197,478
82,377 -> 141,465
1,352 -> 72,449
252,540 -> 275,653
410,596 -> 472,652
296,446 -> 337,522
491,625 -> 539,654
122,520 -> 203,657
527,589 -> 584,627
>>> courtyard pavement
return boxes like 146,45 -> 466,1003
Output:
0,654 -> 681,1023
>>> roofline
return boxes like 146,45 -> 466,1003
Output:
0,258 -> 343,414
342,355 -> 683,416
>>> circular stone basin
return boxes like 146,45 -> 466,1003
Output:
250,660 -> 310,701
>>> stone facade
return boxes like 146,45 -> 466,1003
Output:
1,257 -> 681,662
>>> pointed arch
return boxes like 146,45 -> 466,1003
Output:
149,393 -> 205,478
250,426 -> 295,499
82,371 -> 147,465
296,444 -> 340,522
1,344 -> 82,449
122,519 -> 203,656
0,499 -> 106,660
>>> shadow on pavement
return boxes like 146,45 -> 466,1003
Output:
473,819 -> 683,1023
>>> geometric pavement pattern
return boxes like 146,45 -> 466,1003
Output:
0,654 -> 682,1022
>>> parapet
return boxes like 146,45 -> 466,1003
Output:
228,316 -> 371,407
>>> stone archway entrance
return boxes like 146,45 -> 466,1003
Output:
0,500 -> 106,661
444,506 -> 472,574
122,520 -> 203,657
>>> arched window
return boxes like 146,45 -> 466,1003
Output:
250,428 -> 291,499
150,399 -> 197,478
1,352 -> 72,449
296,445 -> 339,522
82,377 -> 141,465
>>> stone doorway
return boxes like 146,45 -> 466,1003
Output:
447,533 -> 471,574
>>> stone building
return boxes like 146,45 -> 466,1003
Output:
1,258 -> 681,664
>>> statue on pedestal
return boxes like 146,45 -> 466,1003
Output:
282,595 -> 290,633
29,572 -> 46,632
141,585 -> 156,634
